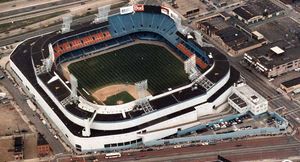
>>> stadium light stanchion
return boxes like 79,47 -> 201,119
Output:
61,14 -> 73,34
94,5 -> 111,24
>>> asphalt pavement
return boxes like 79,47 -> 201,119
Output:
0,14 -> 94,46
0,7 -> 120,46
0,69 -> 66,154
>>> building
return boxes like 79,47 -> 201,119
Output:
280,77 -> 300,93
211,26 -> 266,55
244,41 -> 300,78
280,0 -> 298,4
232,1 -> 284,24
175,0 -> 202,17
212,0 -> 228,7
228,83 -> 268,115
197,15 -> 229,37
9,5 -> 240,152
37,133 -> 51,157
197,14 -> 267,56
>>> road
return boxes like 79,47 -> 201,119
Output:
0,0 -> 85,19
0,7 -> 120,46
0,69 -> 66,154
229,57 -> 300,128
201,29 -> 300,129
121,143 -> 300,162
55,136 -> 300,162
0,14 -> 95,45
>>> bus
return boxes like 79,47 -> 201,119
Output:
105,152 -> 121,159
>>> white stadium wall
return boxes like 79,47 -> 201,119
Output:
11,56 -> 233,151
8,5 -> 238,152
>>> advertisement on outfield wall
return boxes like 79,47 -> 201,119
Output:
120,6 -> 134,15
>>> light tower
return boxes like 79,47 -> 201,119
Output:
61,14 -> 72,34
135,80 -> 153,113
184,55 -> 200,81
69,74 -> 78,100
94,5 -> 111,24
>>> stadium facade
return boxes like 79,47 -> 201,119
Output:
9,4 -> 240,152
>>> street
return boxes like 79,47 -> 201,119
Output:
55,136 -> 300,162
0,7 -> 120,46
200,27 -> 300,129
0,69 -> 66,154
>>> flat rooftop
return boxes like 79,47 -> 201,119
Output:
229,93 -> 247,108
176,0 -> 206,16
215,26 -> 263,50
281,77 -> 300,88
199,15 -> 230,31
235,84 -> 267,105
233,0 -> 283,20
246,41 -> 300,69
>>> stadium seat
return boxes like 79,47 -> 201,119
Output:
53,30 -> 113,59
53,11 -> 210,70
176,43 -> 208,69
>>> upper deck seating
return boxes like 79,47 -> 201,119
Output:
53,30 -> 112,58
176,43 -> 208,70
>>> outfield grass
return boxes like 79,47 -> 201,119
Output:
104,91 -> 135,105
69,43 -> 190,94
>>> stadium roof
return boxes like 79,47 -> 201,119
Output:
233,0 -> 283,21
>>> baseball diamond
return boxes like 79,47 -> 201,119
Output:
68,43 -> 190,96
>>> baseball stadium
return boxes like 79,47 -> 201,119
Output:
9,4 -> 240,152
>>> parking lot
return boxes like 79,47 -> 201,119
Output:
183,112 -> 285,139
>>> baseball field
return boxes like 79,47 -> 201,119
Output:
68,43 -> 190,103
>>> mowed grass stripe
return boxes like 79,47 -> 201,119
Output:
69,44 -> 190,94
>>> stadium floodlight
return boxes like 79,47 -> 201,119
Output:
48,43 -> 55,63
82,119 -> 91,137
82,110 -> 98,137
194,30 -> 214,47
35,58 -> 53,75
135,79 -> 148,99
61,14 -> 72,34
184,54 -> 196,74
184,55 -> 201,81
70,74 -> 78,99
94,5 -> 111,24
175,16 -> 190,35
44,58 -> 53,73
134,80 -> 153,113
